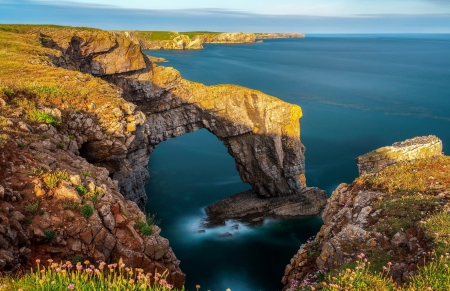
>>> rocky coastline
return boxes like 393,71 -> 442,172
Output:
118,31 -> 305,50
0,24 -> 319,288
282,135 -> 449,290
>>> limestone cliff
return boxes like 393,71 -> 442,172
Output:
122,31 -> 305,50
282,136 -> 448,290
38,27 -> 326,221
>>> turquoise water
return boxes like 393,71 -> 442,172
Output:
144,35 -> 450,291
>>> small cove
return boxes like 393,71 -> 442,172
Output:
144,35 -> 450,291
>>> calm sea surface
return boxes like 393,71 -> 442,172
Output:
144,35 -> 450,291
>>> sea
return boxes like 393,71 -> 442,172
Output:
143,34 -> 450,291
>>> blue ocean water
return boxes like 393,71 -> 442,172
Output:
144,35 -> 450,291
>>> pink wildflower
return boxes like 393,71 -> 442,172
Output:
68,284 -> 75,290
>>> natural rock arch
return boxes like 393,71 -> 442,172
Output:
41,29 -> 322,214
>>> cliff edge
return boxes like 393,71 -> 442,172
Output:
282,136 -> 449,290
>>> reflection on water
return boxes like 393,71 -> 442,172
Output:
145,35 -> 450,290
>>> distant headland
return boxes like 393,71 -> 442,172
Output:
115,31 -> 305,50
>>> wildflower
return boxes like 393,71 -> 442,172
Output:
383,266 -> 387,270
226,289 -> 231,291
128,279 -> 135,284
36,259 -> 40,264
196,285 -> 201,290
76,265 -> 83,271
56,267 -> 61,272
47,259 -> 53,263
68,284 -> 75,290
51,281 -> 55,285
140,284 -> 148,290
387,262 -> 392,266
84,260 -> 90,265
159,279 -> 167,286
166,284 -> 173,290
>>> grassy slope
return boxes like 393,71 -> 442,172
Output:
309,157 -> 450,291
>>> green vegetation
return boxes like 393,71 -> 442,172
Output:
75,185 -> 88,195
43,169 -> 69,188
179,31 -> 220,39
80,204 -> 94,218
44,229 -> 55,242
134,214 -> 159,236
137,31 -> 179,41
292,156 -> 450,290
24,201 -> 39,215
0,259 -> 182,291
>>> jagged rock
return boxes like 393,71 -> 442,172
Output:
391,231 -> 408,248
54,183 -> 81,202
40,29 -> 324,222
356,135 -> 442,175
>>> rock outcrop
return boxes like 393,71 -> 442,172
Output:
39,27 -> 326,221
0,103 -> 184,286
204,188 -> 327,226
356,135 -> 442,175
282,136 -> 448,290
120,31 -> 305,50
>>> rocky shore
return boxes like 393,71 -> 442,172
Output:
119,31 -> 305,50
0,24 -> 318,288
282,135 -> 449,290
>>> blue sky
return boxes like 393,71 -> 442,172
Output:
1,0 -> 450,33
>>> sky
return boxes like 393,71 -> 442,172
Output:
0,0 -> 450,33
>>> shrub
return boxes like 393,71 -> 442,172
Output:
75,185 -> 87,195
24,201 -> 39,215
82,170 -> 92,177
44,229 -> 55,242
80,204 -> 94,218
43,169 -> 69,188
28,109 -> 60,126
134,213 -> 158,237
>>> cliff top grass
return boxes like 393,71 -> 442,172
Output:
134,31 -> 221,41
0,24 -> 124,113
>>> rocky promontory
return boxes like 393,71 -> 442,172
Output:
123,31 -> 305,50
282,135 -> 449,290
0,24 -> 322,288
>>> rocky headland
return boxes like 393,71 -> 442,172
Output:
120,31 -> 305,50
0,24 -> 320,288
282,135 -> 450,290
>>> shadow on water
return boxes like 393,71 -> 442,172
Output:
145,129 -> 323,291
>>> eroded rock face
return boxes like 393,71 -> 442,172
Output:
356,135 -> 442,175
42,29 -> 319,214
282,136 -> 446,290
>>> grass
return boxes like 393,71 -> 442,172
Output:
136,31 -> 179,41
43,169 -> 69,188
0,258 -> 183,291
134,214 -> 159,236
44,229 -> 55,242
24,201 -> 39,215
80,204 -> 94,218
28,109 -> 60,126
293,155 -> 450,291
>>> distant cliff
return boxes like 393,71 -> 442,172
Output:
119,31 -> 305,50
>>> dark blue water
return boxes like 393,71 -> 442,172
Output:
144,35 -> 450,291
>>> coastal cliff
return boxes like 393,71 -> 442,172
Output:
282,136 -> 450,290
38,27 -> 325,217
124,31 -> 305,50
0,24 -> 322,288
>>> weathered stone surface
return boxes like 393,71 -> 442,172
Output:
356,135 -> 442,175
282,137 -> 443,290
43,28 -> 321,220
205,188 -> 327,226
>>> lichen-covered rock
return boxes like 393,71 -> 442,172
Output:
356,135 -> 442,175
282,136 -> 445,290
41,28 -> 324,217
